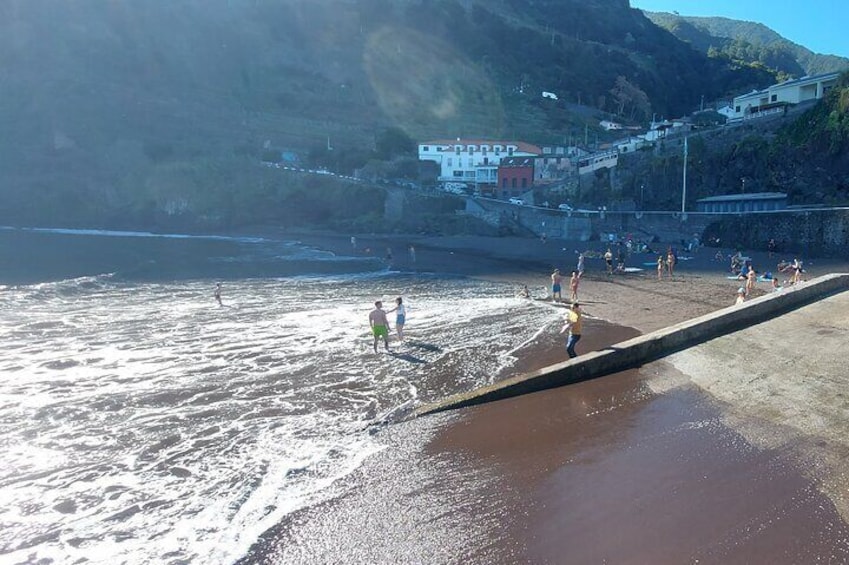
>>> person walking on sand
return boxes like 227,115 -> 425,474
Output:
576,252 -> 585,277
745,267 -> 757,296
657,255 -> 665,281
213,282 -> 222,306
604,248 -> 613,275
351,236 -> 357,252
369,301 -> 390,353
551,269 -> 563,302
387,296 -> 406,342
569,271 -> 580,302
560,302 -> 583,358
409,245 -> 416,263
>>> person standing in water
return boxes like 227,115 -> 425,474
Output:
369,301 -> 390,353
551,269 -> 563,302
560,302 -> 583,358
387,296 -> 406,342
214,283 -> 222,306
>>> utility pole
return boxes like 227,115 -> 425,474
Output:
681,137 -> 688,213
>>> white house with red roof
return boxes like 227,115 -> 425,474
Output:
418,139 -> 542,188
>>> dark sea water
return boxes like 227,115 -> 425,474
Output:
0,227 -> 561,564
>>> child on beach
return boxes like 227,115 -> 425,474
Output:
570,271 -> 580,302
214,283 -> 222,306
745,268 -> 757,296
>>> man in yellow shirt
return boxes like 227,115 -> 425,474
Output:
560,302 -> 583,358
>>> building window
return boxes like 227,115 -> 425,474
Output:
468,146 -> 474,154
771,94 -> 777,102
521,178 -> 527,188
735,106 -> 740,113
453,171 -> 463,178
483,157 -> 489,165
422,146 -> 429,152
502,178 -> 507,188
511,178 -> 517,189
447,158 -> 453,167
508,148 -> 514,156
455,147 -> 461,155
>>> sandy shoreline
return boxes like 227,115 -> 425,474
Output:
240,229 -> 849,563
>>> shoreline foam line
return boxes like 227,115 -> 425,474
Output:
413,273 -> 849,418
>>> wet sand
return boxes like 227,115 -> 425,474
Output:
238,230 -> 849,564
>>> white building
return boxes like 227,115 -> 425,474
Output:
577,150 -> 618,175
418,139 -> 541,187
730,72 -> 840,120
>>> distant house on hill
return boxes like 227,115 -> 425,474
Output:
696,192 -> 788,213
730,72 -> 840,121
534,146 -> 576,184
599,120 -> 624,131
577,150 -> 618,175
418,139 -> 541,190
497,157 -> 535,200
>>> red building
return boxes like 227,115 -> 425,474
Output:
497,157 -> 534,200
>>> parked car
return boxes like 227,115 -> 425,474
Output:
444,182 -> 468,190
558,203 -> 574,211
508,197 -> 525,205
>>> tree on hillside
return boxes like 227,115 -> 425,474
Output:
609,76 -> 652,122
375,126 -> 416,160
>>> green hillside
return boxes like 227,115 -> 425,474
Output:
644,12 -> 849,78
0,0 -> 799,230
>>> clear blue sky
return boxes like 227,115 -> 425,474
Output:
630,1 -> 849,58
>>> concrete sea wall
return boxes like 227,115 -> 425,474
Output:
414,273 -> 849,417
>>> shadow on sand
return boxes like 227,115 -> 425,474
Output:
405,340 -> 443,353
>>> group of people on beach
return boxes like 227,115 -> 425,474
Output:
656,248 -> 677,280
368,297 -> 406,353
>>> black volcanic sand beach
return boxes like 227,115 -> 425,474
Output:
241,322 -> 849,564
237,230 -> 849,564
